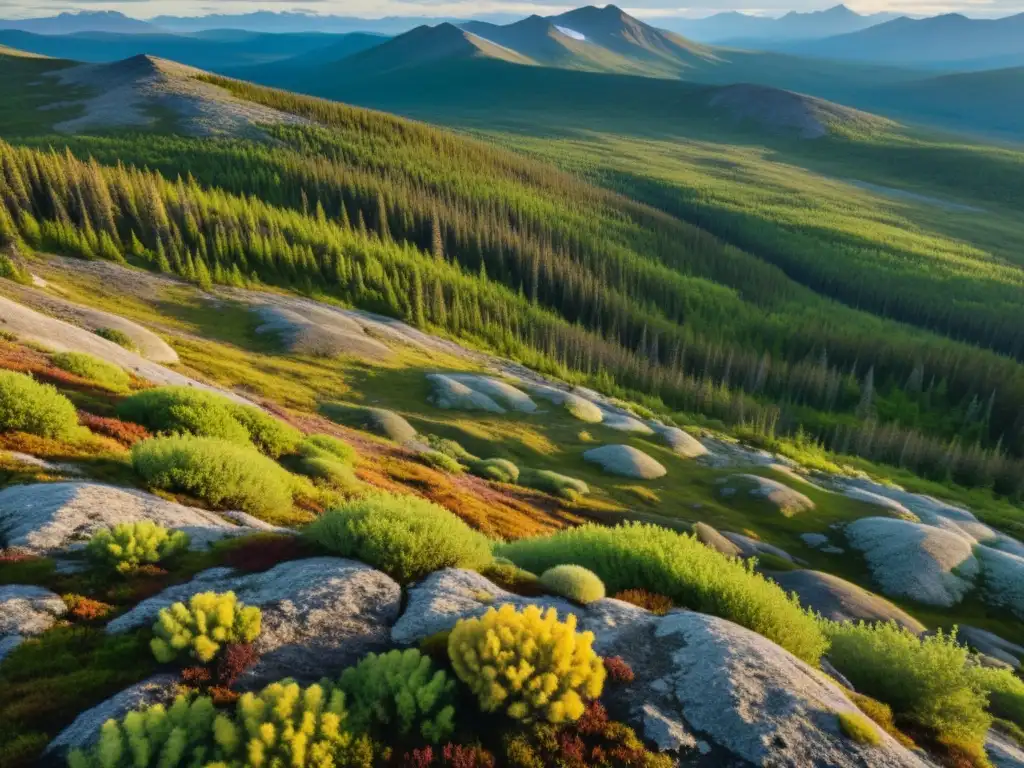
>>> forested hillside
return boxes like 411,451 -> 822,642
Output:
3,69 -> 1024,498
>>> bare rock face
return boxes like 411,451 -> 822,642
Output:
107,557 -> 402,686
846,517 -> 978,607
0,482 -> 275,557
0,584 -> 67,662
254,304 -> 393,361
583,444 -> 667,479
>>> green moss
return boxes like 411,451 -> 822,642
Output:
539,565 -> 606,605
838,711 -> 881,746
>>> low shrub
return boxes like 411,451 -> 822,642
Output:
117,387 -> 299,456
611,589 -> 674,615
480,562 -> 543,596
539,565 -> 606,604
824,621 -> 990,753
93,327 -> 137,351
298,434 -> 358,465
304,492 -> 493,583
298,455 -> 363,492
419,450 -> 464,474
77,411 -> 151,445
469,458 -> 519,484
86,521 -> 190,574
448,604 -> 605,723
848,691 -> 915,748
404,744 -> 495,768
0,370 -> 79,440
970,664 -> 1024,730
519,469 -> 589,501
216,533 -> 311,573
62,594 -> 114,622
214,642 -> 258,687
51,352 -> 130,392
150,591 -> 262,664
425,435 -> 476,462
499,523 -> 826,665
132,435 -> 297,517
338,649 -> 457,742
603,656 -> 635,684
838,712 -> 881,746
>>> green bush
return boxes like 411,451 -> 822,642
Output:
448,604 -> 605,723
304,492 -> 493,583
117,387 -> 299,456
520,469 -> 589,500
0,370 -> 79,440
51,352 -> 130,392
425,435 -> 476,462
498,522 -> 826,665
67,694 -> 224,768
299,434 -> 358,465
298,456 -> 363,493
150,591 -> 261,664
419,449 -> 464,474
469,458 -> 520,484
132,435 -> 297,517
86,521 -> 190,574
838,712 -> 881,746
93,327 -> 137,351
539,565 -> 606,605
824,621 -> 990,752
971,664 -> 1024,730
337,648 -> 457,742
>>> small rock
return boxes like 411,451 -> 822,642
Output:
322,403 -> 417,444
693,522 -> 742,558
719,474 -> 815,517
801,533 -> 830,549
722,531 -> 794,563
600,413 -> 655,435
653,425 -> 707,458
445,374 -> 537,413
426,373 -> 506,413
583,445 -> 667,479
0,584 -> 67,638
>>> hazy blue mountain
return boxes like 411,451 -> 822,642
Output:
660,5 -> 898,44
0,11 -> 159,35
150,11 -> 520,35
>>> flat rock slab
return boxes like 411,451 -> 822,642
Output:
772,570 -> 926,634
846,517 -> 979,607
583,444 -> 667,479
719,474 -> 814,517
46,675 -> 178,756
253,304 -> 393,361
0,482 -> 276,556
841,487 -> 917,520
0,585 -> 66,660
108,557 -> 401,685
445,374 -> 537,413
957,626 -> 1024,670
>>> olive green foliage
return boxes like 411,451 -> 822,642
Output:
304,492 -> 493,582
296,434 -> 362,491
67,694 -> 224,768
299,434 -> 358,466
51,352 -> 131,392
824,621 -> 990,751
150,591 -> 261,664
418,449 -> 463,474
448,604 -> 606,723
337,649 -> 457,742
0,370 -> 79,440
131,435 -> 297,517
519,469 -> 589,501
970,664 -> 1024,730
499,523 -> 826,664
93,328 -> 137,351
838,712 -> 881,746
117,387 -> 299,456
539,565 -> 606,605
469,458 -> 520,484
425,435 -> 476,463
0,251 -> 30,284
86,521 -> 190,574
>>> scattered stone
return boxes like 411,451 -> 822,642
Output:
801,533 -> 830,549
444,374 -> 537,413
426,374 -> 505,413
653,425 -> 707,458
107,558 -> 401,685
0,482 -> 273,556
321,403 -> 418,444
722,531 -> 795,563
719,474 -> 815,517
600,413 -> 655,435
693,522 -> 742,558
846,517 -> 978,607
583,445 -> 667,480
956,626 -> 1024,670
254,304 -> 392,361
772,571 -> 926,634
976,545 -> 1024,620
46,675 -> 178,756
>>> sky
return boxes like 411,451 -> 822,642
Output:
1,0 -> 1020,19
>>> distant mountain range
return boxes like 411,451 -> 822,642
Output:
662,5 -> 900,44
779,13 -> 1024,69
0,11 -> 158,35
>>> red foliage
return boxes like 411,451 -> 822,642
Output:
403,747 -> 434,768
558,733 -> 586,765
0,553 -> 38,563
77,411 -> 151,446
180,666 -> 213,686
441,745 -> 495,768
63,594 -> 114,621
219,534 -> 311,573
215,643 -> 258,687
209,686 -> 240,707
602,656 -> 635,685
610,589 -> 674,615
575,701 -> 611,737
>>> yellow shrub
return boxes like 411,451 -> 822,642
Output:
150,591 -> 261,664
447,604 -> 605,724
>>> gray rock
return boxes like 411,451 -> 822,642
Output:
426,374 -> 505,413
0,482 -> 272,556
0,634 -> 23,663
988,729 -> 1024,768
528,384 -> 603,423
719,474 -> 815,517
254,304 -> 393,361
771,571 -> 927,634
444,374 -> 537,413
801,533 -> 830,549
322,403 -> 417,444
583,444 -> 667,479
693,522 -> 742,558
722,531 -> 794,563
46,675 -> 178,756
600,413 -> 655,435
976,545 -> 1024,620
0,584 -> 66,637
654,426 -> 708,459
108,557 -> 401,685
957,626 -> 1024,670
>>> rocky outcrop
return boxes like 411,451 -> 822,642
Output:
444,374 -> 537,413
108,557 -> 402,685
600,413 -> 655,435
771,571 -> 926,634
583,445 -> 667,479
957,626 -> 1024,670
0,585 -> 67,662
426,373 -> 506,413
254,304 -> 393,361
0,482 -> 276,556
846,517 -> 978,607
653,426 -> 707,459
719,474 -> 815,517
975,545 -> 1024,619
322,403 -> 418,445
